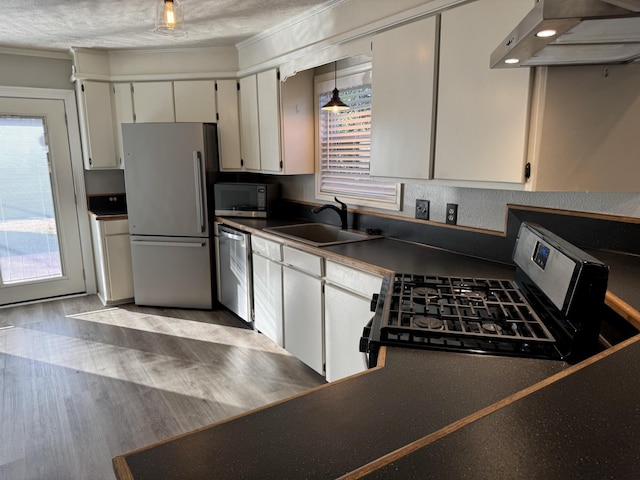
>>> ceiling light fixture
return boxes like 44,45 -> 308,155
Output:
535,29 -> 557,38
321,62 -> 350,113
155,0 -> 187,37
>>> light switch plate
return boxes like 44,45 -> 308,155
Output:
415,199 -> 430,220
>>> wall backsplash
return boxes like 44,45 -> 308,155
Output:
272,174 -> 640,233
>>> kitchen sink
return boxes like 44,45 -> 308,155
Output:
263,223 -> 380,247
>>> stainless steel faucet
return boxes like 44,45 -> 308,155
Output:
312,197 -> 348,229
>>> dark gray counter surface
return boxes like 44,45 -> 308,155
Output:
585,248 -> 640,313
119,348 -> 567,479
218,217 -> 640,324
364,336 -> 640,480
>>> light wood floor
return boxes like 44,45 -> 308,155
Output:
0,295 -> 326,479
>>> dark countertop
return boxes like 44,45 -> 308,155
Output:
585,248 -> 640,314
112,216 -> 640,479
217,217 -> 640,321
217,217 -> 516,279
116,348 -> 567,479
361,336 -> 640,480
322,238 -> 514,279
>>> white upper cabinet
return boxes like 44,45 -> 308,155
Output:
434,0 -> 533,184
112,82 -> 134,169
216,79 -> 243,171
256,69 -> 282,173
527,63 -> 640,192
279,69 -> 314,175
77,81 -> 118,170
132,81 -> 175,123
238,69 -> 314,174
370,16 -> 438,180
239,74 -> 261,170
174,80 -> 217,123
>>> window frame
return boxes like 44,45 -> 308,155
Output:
314,63 -> 402,211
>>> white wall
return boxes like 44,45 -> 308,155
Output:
274,174 -> 640,232
0,51 -> 73,90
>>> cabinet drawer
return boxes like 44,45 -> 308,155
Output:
325,260 -> 382,298
252,235 -> 282,261
283,246 -> 323,276
102,218 -> 130,235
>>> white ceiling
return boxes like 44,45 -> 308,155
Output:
0,0 -> 333,53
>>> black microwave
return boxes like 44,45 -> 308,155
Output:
213,182 -> 280,218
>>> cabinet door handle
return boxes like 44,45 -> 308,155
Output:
194,151 -> 205,233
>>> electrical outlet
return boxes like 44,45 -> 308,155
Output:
415,199 -> 430,220
446,203 -> 458,225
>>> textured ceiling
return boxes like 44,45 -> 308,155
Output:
0,0 -> 332,52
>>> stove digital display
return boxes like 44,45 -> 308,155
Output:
533,241 -> 550,270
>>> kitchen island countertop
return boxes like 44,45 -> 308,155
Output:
113,216 -> 640,479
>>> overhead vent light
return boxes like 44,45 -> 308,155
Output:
491,0 -> 640,68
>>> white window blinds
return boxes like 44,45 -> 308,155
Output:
317,73 -> 400,210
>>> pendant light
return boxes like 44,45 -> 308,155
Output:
155,0 -> 187,37
321,62 -> 350,113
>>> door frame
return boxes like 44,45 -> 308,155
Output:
0,85 -> 96,300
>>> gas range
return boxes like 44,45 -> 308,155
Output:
360,223 -> 610,366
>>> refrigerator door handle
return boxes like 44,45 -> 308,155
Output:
193,151 -> 205,233
132,240 -> 205,248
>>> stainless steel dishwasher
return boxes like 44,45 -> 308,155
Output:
215,223 -> 253,323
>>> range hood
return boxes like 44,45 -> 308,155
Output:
491,0 -> 640,68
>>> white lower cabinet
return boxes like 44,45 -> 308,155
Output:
248,236 -> 383,381
324,261 -> 383,382
282,246 -> 324,375
89,214 -> 134,306
251,235 -> 284,347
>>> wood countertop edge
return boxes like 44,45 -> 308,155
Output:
88,211 -> 129,221
606,291 -> 640,330
338,334 -> 640,479
112,347 -> 388,479
112,457 -> 134,480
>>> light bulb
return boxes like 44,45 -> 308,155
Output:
536,29 -> 557,38
163,0 -> 176,30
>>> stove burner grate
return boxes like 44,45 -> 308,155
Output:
383,274 -> 556,345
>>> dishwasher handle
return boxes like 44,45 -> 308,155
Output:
218,227 -> 246,242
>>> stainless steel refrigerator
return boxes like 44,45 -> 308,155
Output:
122,122 -> 218,309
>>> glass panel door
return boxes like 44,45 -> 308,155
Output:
0,117 -> 62,284
0,97 -> 85,306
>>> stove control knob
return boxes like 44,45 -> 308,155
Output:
370,293 -> 379,312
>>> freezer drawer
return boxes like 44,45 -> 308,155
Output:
130,235 -> 213,309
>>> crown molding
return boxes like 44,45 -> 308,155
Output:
0,46 -> 72,60
236,0 -> 346,49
